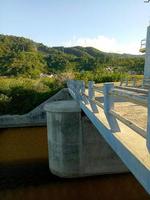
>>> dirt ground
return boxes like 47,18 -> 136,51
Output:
114,101 -> 147,130
87,82 -> 148,131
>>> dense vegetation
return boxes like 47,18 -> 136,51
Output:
0,34 -> 145,115
0,34 -> 144,77
0,77 -> 63,115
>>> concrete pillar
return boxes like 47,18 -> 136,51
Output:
88,81 -> 95,101
132,77 -> 136,87
44,100 -> 82,177
104,83 -> 120,132
104,83 -> 114,114
44,98 -> 128,178
144,26 -> 150,80
146,91 -> 150,152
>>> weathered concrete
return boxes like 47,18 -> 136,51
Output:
81,116 -> 128,176
67,80 -> 150,194
0,88 -> 72,128
45,100 -> 82,177
144,26 -> 150,86
45,100 -> 128,178
147,91 -> 150,151
79,98 -> 150,194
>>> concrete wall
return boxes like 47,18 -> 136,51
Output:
144,26 -> 150,80
0,113 -> 128,177
0,89 -> 128,178
81,116 -> 128,176
45,100 -> 128,178
0,88 -> 72,128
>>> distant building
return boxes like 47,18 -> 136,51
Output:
40,73 -> 54,78
105,66 -> 113,72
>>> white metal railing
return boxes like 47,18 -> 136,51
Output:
67,80 -> 150,151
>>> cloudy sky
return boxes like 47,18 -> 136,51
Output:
0,0 -> 150,54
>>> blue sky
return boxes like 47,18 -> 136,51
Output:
0,0 -> 150,54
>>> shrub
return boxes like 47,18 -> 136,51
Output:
0,77 -> 63,115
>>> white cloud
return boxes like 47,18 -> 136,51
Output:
63,35 -> 140,55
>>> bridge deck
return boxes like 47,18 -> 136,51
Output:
93,90 -> 147,130
80,99 -> 150,194
81,98 -> 150,166
68,83 -> 150,194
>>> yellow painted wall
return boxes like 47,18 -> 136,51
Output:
0,127 -> 48,163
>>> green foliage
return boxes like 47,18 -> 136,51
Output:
75,71 -> 126,84
1,52 -> 46,77
0,34 -> 145,115
0,77 -> 63,115
46,52 -> 71,72
0,34 -> 145,78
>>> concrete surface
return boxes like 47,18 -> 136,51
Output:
80,99 -> 150,194
144,26 -> 150,80
45,100 -> 128,178
81,116 -> 128,176
68,82 -> 150,193
0,88 -> 72,128
45,100 -> 82,177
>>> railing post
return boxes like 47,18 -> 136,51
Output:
104,83 -> 120,132
146,90 -> 150,152
67,80 -> 75,95
142,79 -> 144,88
81,81 -> 85,95
67,80 -> 72,89
132,78 -> 136,87
75,80 -> 82,101
125,78 -> 128,87
120,78 -> 123,86
104,83 -> 114,113
70,80 -> 75,90
88,81 -> 95,101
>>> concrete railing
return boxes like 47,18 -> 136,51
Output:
119,77 -> 150,88
67,80 -> 150,152
119,77 -> 143,87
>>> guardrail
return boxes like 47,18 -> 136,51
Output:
119,77 -> 144,87
67,80 -> 150,152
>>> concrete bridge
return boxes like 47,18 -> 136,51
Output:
43,79 -> 150,195
44,25 -> 150,195
64,80 -> 150,194
1,23 -> 150,196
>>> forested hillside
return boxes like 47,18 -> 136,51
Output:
0,34 -> 145,115
0,34 -> 144,78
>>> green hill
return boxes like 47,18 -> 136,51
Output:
0,34 -> 144,77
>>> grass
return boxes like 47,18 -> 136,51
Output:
0,74 -> 143,115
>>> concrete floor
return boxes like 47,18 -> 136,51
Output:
94,89 -> 147,130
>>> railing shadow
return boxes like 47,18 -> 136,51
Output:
105,113 -> 120,133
